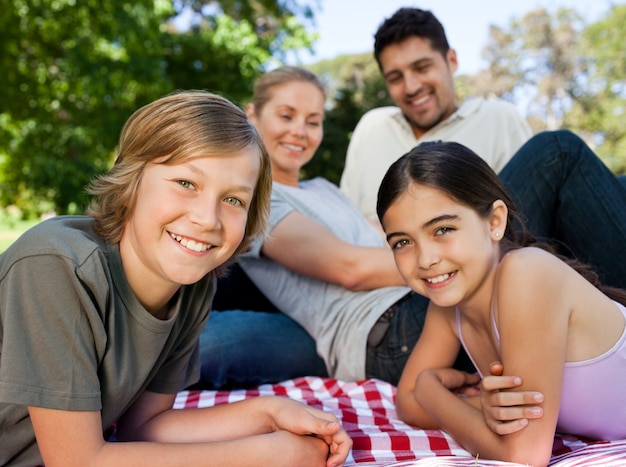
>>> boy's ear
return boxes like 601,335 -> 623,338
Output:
244,103 -> 255,120
490,199 -> 508,240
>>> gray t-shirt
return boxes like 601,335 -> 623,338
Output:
0,216 -> 213,466
239,178 -> 409,381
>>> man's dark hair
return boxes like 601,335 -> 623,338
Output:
374,8 -> 450,67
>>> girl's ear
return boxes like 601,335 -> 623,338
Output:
490,200 -> 508,241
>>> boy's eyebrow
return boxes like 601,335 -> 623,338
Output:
385,214 -> 460,242
185,161 -> 256,193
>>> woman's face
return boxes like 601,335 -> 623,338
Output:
248,81 -> 324,185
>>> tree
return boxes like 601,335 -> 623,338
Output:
0,0 -> 174,215
305,53 -> 392,183
567,4 -> 626,173
0,0 -> 316,216
468,7 -> 586,132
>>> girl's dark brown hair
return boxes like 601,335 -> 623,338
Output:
377,141 -> 626,305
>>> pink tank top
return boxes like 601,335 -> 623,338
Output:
456,301 -> 626,440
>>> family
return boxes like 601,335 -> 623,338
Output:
1,6 -> 626,467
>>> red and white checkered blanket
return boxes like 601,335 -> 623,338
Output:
174,377 -> 626,466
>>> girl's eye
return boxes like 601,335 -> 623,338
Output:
280,114 -> 292,120
307,121 -> 321,127
392,238 -> 411,250
224,197 -> 243,207
435,226 -> 454,236
177,180 -> 195,190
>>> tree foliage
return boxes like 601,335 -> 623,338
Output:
567,4 -> 626,172
2,1 -> 625,216
305,53 -> 392,184
0,0 -> 316,216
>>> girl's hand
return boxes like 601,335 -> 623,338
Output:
417,367 -> 481,398
481,362 -> 544,435
267,397 -> 352,467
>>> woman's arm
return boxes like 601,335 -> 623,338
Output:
31,392 -> 351,467
262,211 -> 405,290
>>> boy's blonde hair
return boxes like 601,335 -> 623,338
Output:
86,90 -> 272,264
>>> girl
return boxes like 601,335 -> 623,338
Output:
377,141 -> 626,466
0,90 -> 351,467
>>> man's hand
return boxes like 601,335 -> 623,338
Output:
481,362 -> 544,435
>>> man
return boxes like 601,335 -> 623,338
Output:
340,7 -> 531,223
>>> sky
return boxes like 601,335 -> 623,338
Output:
289,0 -> 616,74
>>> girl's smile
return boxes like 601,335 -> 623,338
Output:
383,181 -> 501,309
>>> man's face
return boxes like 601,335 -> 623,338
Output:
379,36 -> 458,138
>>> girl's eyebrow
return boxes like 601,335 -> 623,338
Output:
385,214 -> 460,242
423,214 -> 459,229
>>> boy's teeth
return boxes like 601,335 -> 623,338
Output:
170,233 -> 210,252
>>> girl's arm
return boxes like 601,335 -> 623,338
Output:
415,249 -> 572,466
396,303 -> 479,428
30,392 -> 351,467
262,211 -> 405,291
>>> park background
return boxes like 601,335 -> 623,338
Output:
1,0 -> 625,251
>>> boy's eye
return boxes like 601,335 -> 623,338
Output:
177,180 -> 195,190
224,197 -> 243,207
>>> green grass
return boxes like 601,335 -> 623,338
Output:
0,218 -> 41,253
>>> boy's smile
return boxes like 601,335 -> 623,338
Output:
119,149 -> 260,314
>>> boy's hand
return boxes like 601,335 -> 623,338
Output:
268,397 -> 352,467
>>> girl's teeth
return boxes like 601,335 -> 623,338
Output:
427,273 -> 450,284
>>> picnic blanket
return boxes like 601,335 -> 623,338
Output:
174,376 -> 626,466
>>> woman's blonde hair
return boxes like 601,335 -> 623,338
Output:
250,66 -> 326,116
86,90 -> 272,266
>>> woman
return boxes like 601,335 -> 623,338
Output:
0,90 -> 351,467
377,140 -> 626,466
199,67 -> 471,387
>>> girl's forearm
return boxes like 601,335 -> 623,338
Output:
415,370 -> 540,464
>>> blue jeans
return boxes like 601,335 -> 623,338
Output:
500,130 -> 626,289
194,310 -> 327,389
197,130 -> 626,388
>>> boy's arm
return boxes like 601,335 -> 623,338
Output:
30,392 -> 351,467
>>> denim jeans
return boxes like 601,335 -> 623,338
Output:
365,292 -> 474,386
194,310 -> 328,389
197,130 -> 626,388
500,130 -> 626,289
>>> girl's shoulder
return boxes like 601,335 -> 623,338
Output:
495,247 -> 575,307
499,246 -> 566,277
